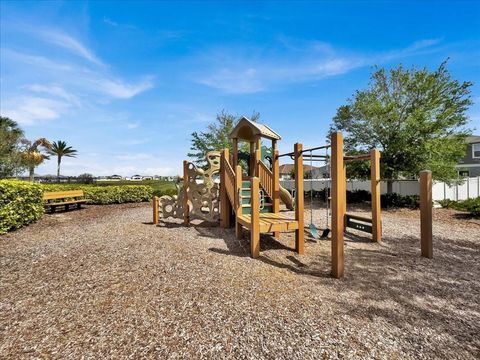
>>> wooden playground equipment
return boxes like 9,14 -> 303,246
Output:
153,117 -> 436,277
154,117 -> 386,278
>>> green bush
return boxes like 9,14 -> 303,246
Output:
153,187 -> 177,197
300,188 -> 420,208
438,197 -> 480,216
0,180 -> 44,234
41,184 -> 153,205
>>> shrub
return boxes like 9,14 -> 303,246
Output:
41,184 -> 153,205
381,193 -> 420,208
153,187 -> 177,197
438,197 -> 480,216
0,180 -> 44,234
77,173 -> 94,184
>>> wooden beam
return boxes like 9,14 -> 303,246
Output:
251,176 -> 260,258
235,165 -> 243,239
294,143 -> 304,255
153,196 -> 159,225
183,160 -> 190,226
219,149 -> 231,228
272,142 -> 280,240
255,136 -> 261,177
249,141 -> 255,177
331,132 -> 345,278
420,170 -> 433,258
232,138 -> 238,170
370,149 -> 381,242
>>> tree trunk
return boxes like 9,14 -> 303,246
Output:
387,180 -> 393,194
57,157 -> 61,181
29,166 -> 35,182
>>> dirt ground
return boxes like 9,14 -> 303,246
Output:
1,202 -> 479,359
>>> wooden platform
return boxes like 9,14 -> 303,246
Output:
237,212 -> 299,233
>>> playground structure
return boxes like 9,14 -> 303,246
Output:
154,117 -> 384,278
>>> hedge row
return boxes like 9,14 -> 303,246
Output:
437,197 -> 480,217
295,189 -> 420,208
41,184 -> 154,205
0,180 -> 44,234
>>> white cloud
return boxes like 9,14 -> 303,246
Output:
2,48 -> 153,100
103,17 -> 118,27
38,29 -> 104,66
195,38 -> 442,94
90,76 -> 154,99
23,84 -> 81,106
2,49 -> 72,71
1,96 -> 68,125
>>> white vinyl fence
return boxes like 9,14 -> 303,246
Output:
280,177 -> 480,201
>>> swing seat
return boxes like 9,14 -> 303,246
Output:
309,223 -> 321,240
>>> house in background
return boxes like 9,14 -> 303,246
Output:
279,164 -> 318,180
457,135 -> 480,177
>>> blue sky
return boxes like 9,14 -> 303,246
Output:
1,1 -> 479,176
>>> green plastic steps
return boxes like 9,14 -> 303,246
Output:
239,179 -> 273,215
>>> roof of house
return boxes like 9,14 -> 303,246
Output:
279,164 -> 318,174
230,116 -> 281,141
466,135 -> 480,144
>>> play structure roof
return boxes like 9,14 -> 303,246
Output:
230,117 -> 281,141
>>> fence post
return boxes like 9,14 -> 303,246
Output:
153,196 -> 159,225
370,149 -> 381,243
183,160 -> 190,226
420,170 -> 433,259
294,143 -> 304,255
331,132 -> 345,278
251,177 -> 260,258
235,165 -> 243,239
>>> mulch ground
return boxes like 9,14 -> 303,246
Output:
0,202 -> 479,359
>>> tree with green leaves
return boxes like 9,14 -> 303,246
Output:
188,110 -> 260,166
330,61 -> 473,192
48,140 -> 78,179
21,138 -> 52,181
0,117 -> 26,178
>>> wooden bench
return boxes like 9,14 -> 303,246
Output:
43,190 -> 87,213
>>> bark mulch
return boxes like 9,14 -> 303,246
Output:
1,202 -> 479,359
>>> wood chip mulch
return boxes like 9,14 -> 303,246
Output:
1,202 -> 479,359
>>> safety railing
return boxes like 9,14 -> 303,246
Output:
222,155 -> 236,207
258,160 -> 274,199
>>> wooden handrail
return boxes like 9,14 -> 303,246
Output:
222,155 -> 236,208
257,161 -> 274,199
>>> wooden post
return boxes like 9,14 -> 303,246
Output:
294,143 -> 304,255
331,132 -> 345,278
183,160 -> 190,226
272,143 -> 280,240
255,136 -> 261,177
370,149 -> 381,242
420,170 -> 433,258
232,138 -> 238,170
251,176 -> 260,258
249,141 -> 255,177
235,165 -> 243,239
153,196 -> 159,225
219,149 -> 231,228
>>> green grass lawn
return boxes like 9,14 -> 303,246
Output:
95,180 -> 177,197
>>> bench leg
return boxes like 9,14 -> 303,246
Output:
65,204 -> 70,211
77,203 -> 82,209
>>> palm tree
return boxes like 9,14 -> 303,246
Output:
49,140 -> 78,179
21,138 -> 52,181
0,117 -> 25,178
